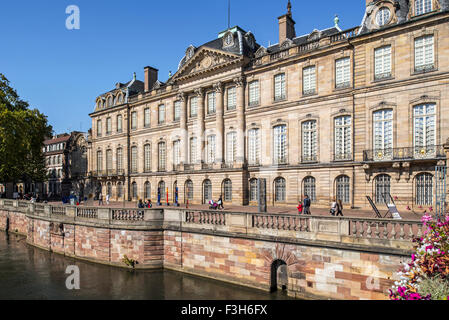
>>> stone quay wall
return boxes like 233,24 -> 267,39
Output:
0,199 -> 424,300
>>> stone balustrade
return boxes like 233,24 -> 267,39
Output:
0,199 -> 423,254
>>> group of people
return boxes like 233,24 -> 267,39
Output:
296,195 -> 344,216
138,199 -> 153,208
97,193 -> 110,206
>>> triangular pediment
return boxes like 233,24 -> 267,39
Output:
172,47 -> 242,81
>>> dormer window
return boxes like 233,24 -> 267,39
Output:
416,0 -> 432,16
186,46 -> 195,60
376,7 -> 391,27
223,32 -> 234,47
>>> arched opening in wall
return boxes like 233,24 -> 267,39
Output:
270,259 -> 287,293
203,179 -> 212,204
185,180 -> 193,204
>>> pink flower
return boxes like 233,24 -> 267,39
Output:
421,214 -> 433,224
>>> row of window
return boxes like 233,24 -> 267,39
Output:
376,0 -> 434,27
95,103 -> 437,171
43,143 -> 65,153
46,155 -> 63,166
97,94 -> 125,110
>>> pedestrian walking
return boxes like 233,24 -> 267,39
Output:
106,193 -> 110,205
98,193 -> 103,206
296,201 -> 303,214
336,199 -> 344,217
303,195 -> 311,215
217,195 -> 224,210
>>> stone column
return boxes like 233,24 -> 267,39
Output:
178,92 -> 188,165
214,82 -> 224,164
235,76 -> 246,164
195,88 -> 205,163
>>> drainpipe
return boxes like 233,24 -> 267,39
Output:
349,37 -> 356,209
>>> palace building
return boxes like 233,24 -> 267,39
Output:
88,0 -> 449,210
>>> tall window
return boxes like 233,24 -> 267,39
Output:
303,176 -> 316,202
117,182 -> 123,198
248,128 -> 260,165
274,177 -> 286,202
273,125 -> 287,165
106,149 -> 112,172
117,115 -> 123,133
227,87 -> 236,110
373,109 -> 393,157
415,173 -> 433,206
158,105 -> 165,124
415,35 -> 434,72
158,142 -> 166,171
415,0 -> 432,15
97,120 -> 102,137
174,101 -> 181,121
107,183 -> 112,197
336,175 -> 350,204
223,179 -> 232,202
159,181 -> 166,201
173,140 -> 181,166
132,182 -> 137,199
106,117 -> 112,135
144,182 -> 151,199
131,146 -> 138,173
226,132 -> 237,163
144,144 -> 151,172
185,180 -> 194,201
302,121 -> 317,162
249,179 -> 258,202
190,137 -> 197,163
274,73 -> 286,101
207,92 -> 216,114
107,96 -> 113,107
116,148 -> 123,171
131,111 -> 137,130
335,57 -> 351,88
335,116 -> 352,161
206,135 -> 216,164
375,174 -> 391,204
248,81 -> 260,107
414,104 -> 436,150
374,45 -> 392,80
303,66 -> 316,95
190,96 -> 198,117
144,108 -> 151,127
203,180 -> 212,203
96,151 -> 103,172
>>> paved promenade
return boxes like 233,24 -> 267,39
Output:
46,200 -> 426,221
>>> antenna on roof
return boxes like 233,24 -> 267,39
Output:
228,0 -> 231,30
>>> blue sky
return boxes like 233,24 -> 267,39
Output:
0,0 -> 365,134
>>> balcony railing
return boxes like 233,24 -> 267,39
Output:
363,145 -> 446,162
334,153 -> 353,161
90,170 -> 125,177
301,155 -> 318,163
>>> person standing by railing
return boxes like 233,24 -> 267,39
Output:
336,199 -> 344,217
297,201 -> 303,214
330,198 -> 337,216
303,195 -> 311,215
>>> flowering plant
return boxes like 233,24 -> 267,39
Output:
389,213 -> 449,300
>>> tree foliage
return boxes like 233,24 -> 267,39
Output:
0,74 -> 52,184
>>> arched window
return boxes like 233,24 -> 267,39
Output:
185,180 -> 193,201
144,182 -> 151,199
107,96 -> 113,107
249,179 -> 258,202
303,176 -> 316,202
223,179 -> 232,202
203,179 -> 212,203
158,181 -> 166,201
375,174 -> 391,204
336,175 -> 350,204
274,177 -> 286,202
117,182 -> 123,198
415,173 -> 433,206
376,7 -> 391,26
132,182 -> 137,199
107,183 -> 112,197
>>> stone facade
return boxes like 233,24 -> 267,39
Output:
88,1 -> 449,211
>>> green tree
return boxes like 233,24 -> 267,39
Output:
0,74 -> 52,186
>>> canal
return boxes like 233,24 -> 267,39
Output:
0,232 -> 292,300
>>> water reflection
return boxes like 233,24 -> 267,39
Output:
0,232 -> 292,300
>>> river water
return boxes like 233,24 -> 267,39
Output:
0,232 -> 291,300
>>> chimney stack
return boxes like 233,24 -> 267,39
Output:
278,1 -> 296,45
144,66 -> 158,92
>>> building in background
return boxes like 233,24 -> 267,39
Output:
43,132 -> 88,199
88,1 -> 449,210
